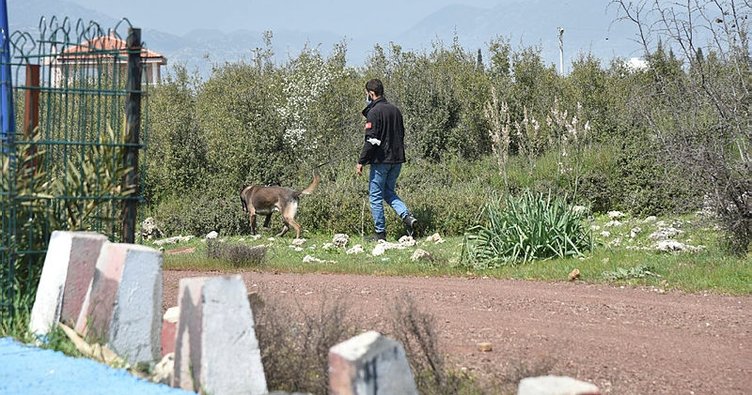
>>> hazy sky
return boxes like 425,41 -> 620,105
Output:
38,0 -> 641,72
65,0 -> 504,37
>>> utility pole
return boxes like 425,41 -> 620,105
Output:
558,27 -> 564,75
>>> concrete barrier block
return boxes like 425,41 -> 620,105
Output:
518,375 -> 601,395
329,330 -> 418,395
172,275 -> 267,395
29,231 -> 108,338
172,278 -> 204,392
161,306 -> 180,357
75,242 -> 163,364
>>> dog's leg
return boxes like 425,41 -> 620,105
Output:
275,222 -> 289,238
279,201 -> 301,239
249,207 -> 258,235
262,214 -> 272,229
286,217 -> 302,239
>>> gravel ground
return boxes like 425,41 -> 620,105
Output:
163,270 -> 751,394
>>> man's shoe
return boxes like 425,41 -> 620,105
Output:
402,215 -> 417,236
366,232 -> 387,242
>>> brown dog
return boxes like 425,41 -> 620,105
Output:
239,174 -> 320,239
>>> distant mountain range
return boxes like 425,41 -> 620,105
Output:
13,0 -> 642,79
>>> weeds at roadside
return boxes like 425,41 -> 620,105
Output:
387,293 -> 487,394
601,264 -> 660,281
206,239 -> 267,267
0,292 -> 33,342
41,325 -> 86,358
254,294 -> 356,394
494,358 -> 557,394
0,293 -> 83,359
252,290 -> 500,394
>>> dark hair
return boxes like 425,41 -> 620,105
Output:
365,79 -> 384,97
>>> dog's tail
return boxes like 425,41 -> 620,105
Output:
240,187 -> 249,213
300,173 -> 320,195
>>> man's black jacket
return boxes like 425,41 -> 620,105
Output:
358,97 -> 406,165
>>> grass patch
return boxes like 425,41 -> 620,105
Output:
0,293 -> 33,342
601,264 -> 658,281
150,212 -> 752,295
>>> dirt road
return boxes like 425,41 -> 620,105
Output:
163,270 -> 751,394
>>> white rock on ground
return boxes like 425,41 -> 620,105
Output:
607,210 -> 625,220
173,276 -> 267,395
332,233 -> 349,248
371,237 -> 420,256
398,235 -> 416,247
572,205 -> 589,216
649,227 -> 683,240
140,217 -> 164,240
346,244 -> 365,255
303,255 -> 335,264
655,240 -> 702,253
29,231 -> 108,338
152,352 -> 174,384
372,244 -> 387,256
75,242 -> 163,365
411,249 -> 432,262
329,331 -> 418,395
629,227 -> 642,238
206,231 -> 219,240
425,233 -> 445,244
153,235 -> 194,246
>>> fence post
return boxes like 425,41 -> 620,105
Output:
122,28 -> 141,244
0,0 -> 14,152
23,64 -> 39,172
23,64 -> 39,137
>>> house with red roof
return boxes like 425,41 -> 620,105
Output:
50,33 -> 167,87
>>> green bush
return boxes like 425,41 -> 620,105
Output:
614,133 -> 702,215
395,158 -> 497,236
147,192 -> 250,237
206,240 -> 266,267
299,167 -> 368,236
144,66 -> 207,203
462,190 -> 593,269
141,29 -> 746,251
285,158 -> 496,239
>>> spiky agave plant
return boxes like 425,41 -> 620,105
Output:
47,125 -> 136,232
1,126 -> 135,322
1,133 -> 54,311
462,190 -> 593,269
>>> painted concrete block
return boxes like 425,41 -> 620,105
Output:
329,330 -> 418,395
172,278 -> 204,392
517,375 -> 601,395
29,231 -> 108,338
161,306 -> 180,357
172,275 -> 267,395
75,242 -> 163,364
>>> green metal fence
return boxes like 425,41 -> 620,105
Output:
0,17 -> 149,320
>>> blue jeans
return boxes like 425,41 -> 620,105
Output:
369,163 -> 409,233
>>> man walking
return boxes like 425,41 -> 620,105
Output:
356,78 -> 417,241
